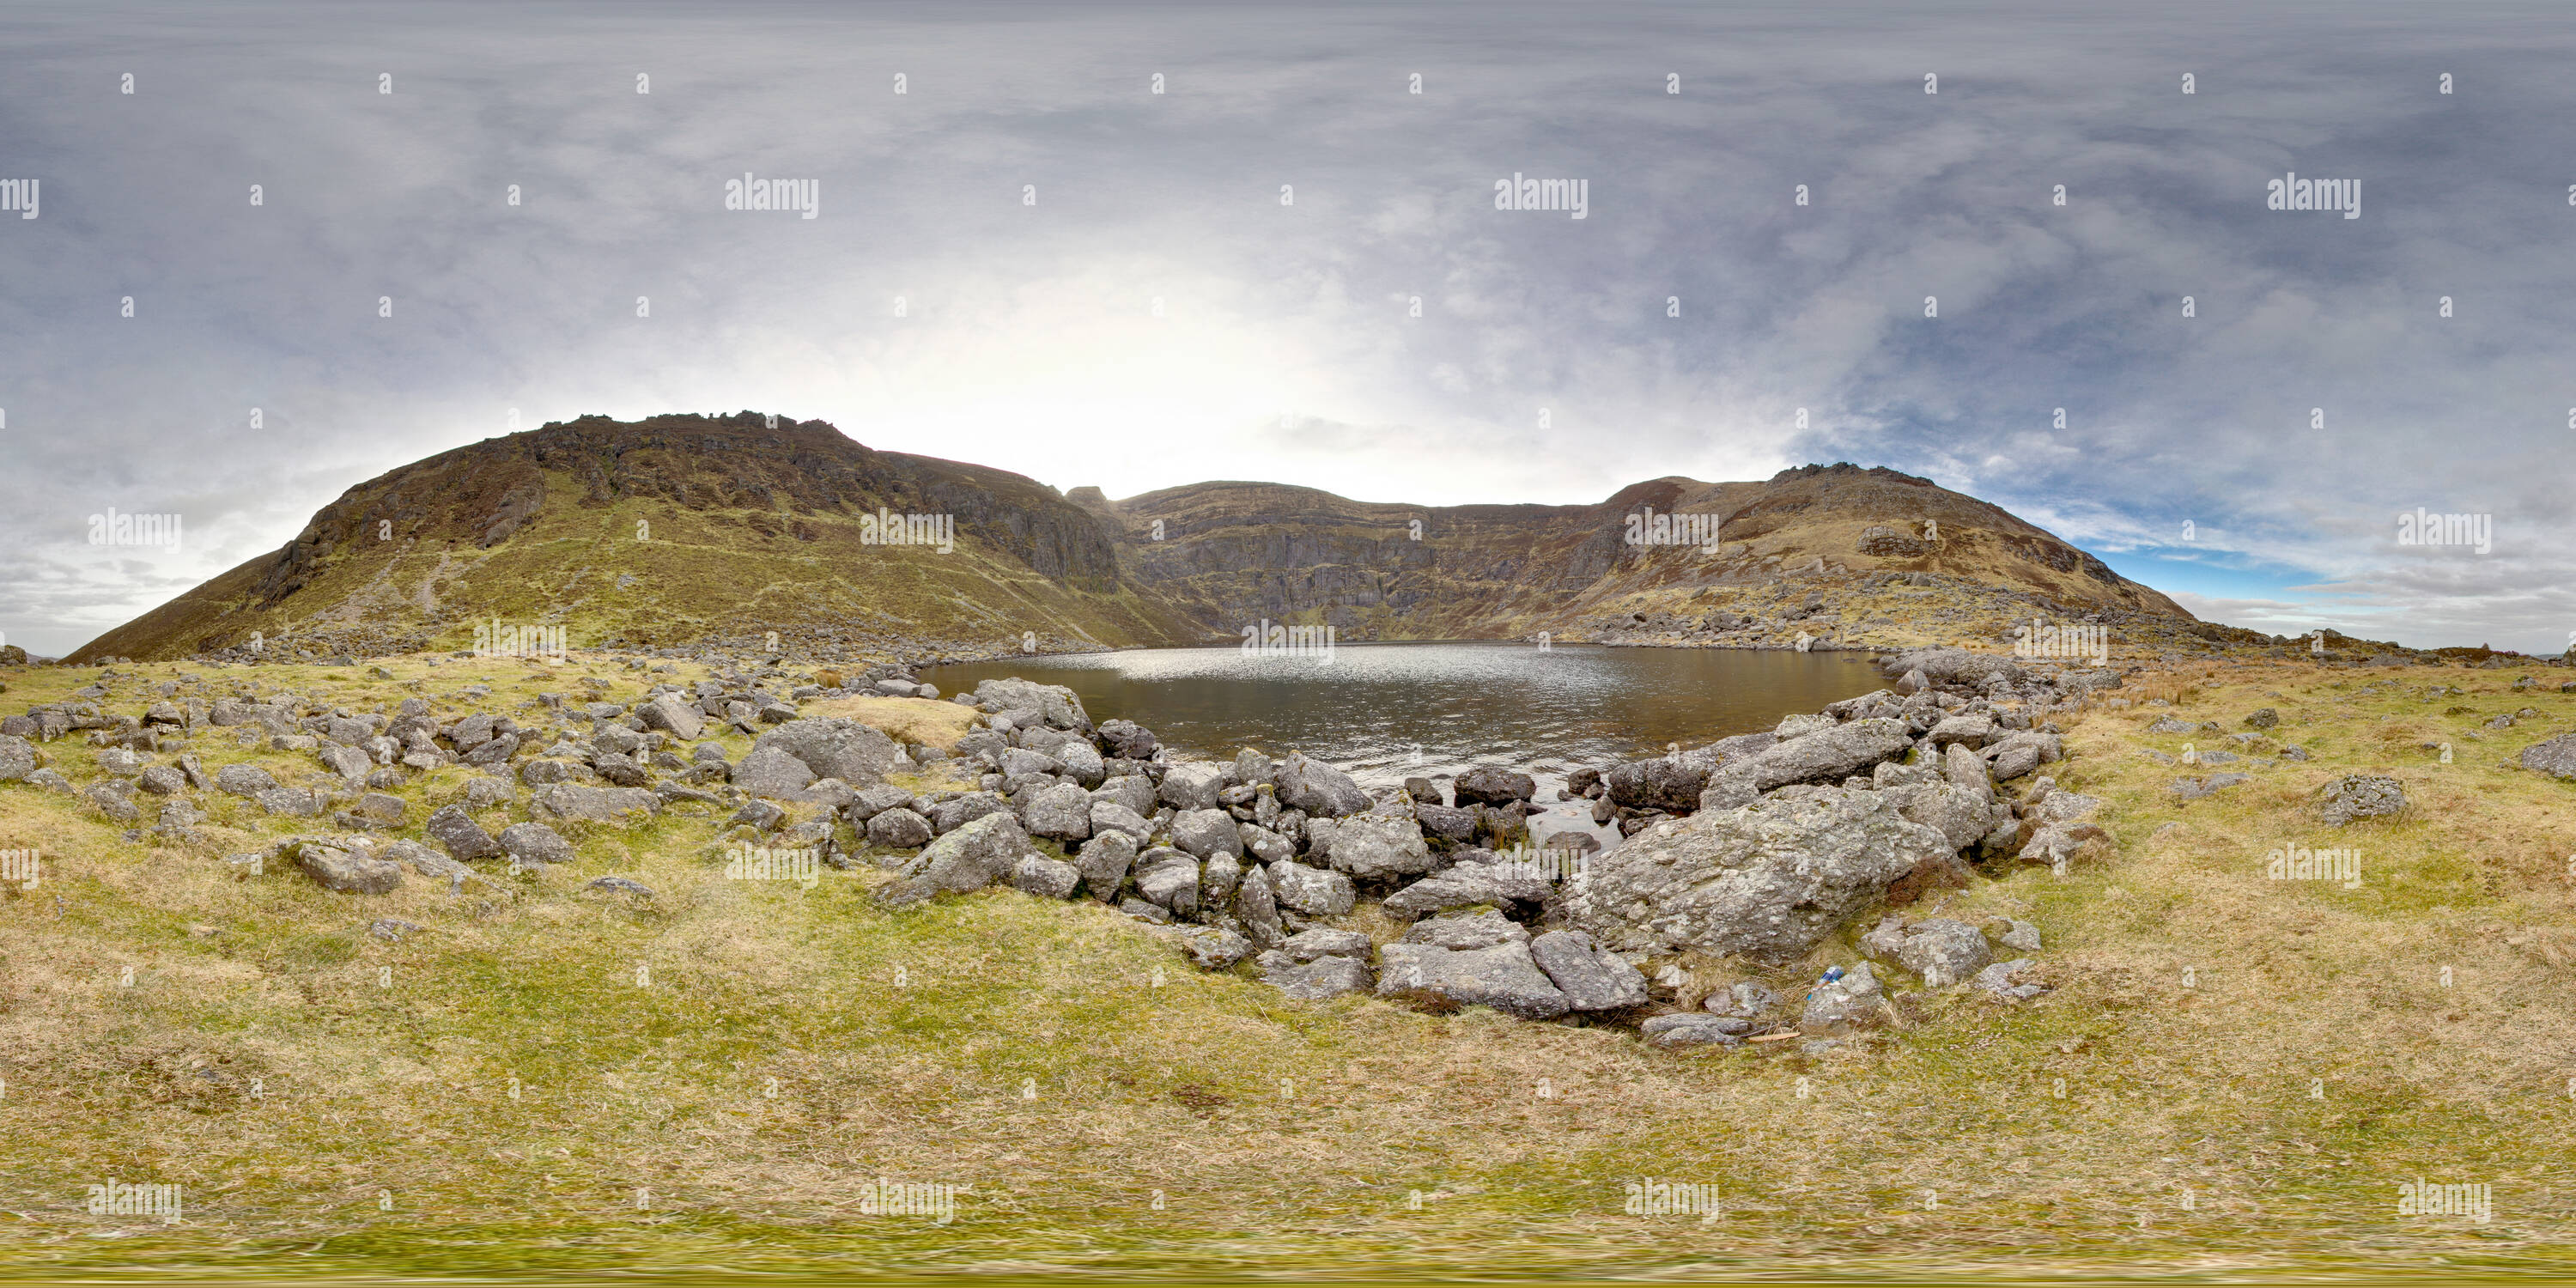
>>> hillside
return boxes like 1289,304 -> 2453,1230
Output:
70,416 -> 2191,665
73,415 -> 1200,665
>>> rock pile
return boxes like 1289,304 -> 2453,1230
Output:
4,650 -> 2092,1052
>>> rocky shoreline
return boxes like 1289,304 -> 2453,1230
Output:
861,645 -> 2116,1048
13,645 -> 2572,1053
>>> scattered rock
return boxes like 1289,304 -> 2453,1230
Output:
292,840 -> 401,895
497,822 -> 578,866
2318,775 -> 2407,824
1641,1013 -> 1750,1048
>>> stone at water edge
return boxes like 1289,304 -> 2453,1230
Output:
1304,813 -> 1436,881
1274,751 -> 1369,818
1452,765 -> 1537,807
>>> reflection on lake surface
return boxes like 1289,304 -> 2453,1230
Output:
925,644 -> 1886,844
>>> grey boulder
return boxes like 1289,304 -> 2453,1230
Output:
1274,751 -> 1368,817
1529,929 -> 1649,1011
1376,939 -> 1571,1020
881,811 -> 1033,905
1564,787 -> 1947,965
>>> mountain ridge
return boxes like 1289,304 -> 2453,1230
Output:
68,413 -> 2194,664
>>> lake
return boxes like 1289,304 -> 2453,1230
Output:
924,643 -> 1886,846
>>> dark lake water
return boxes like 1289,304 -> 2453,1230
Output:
925,644 -> 1886,845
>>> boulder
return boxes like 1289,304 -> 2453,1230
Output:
1607,750 -> 1724,811
1375,939 -> 1571,1020
999,747 -> 1066,780
745,718 -> 899,790
1303,813 -> 1436,881
971,678 -> 1090,729
1452,765 -> 1537,807
1158,762 -> 1226,811
1564,787 -> 1947,965
2318,775 -> 2408,824
1924,714 -> 1996,748
1799,963 -> 1888,1033
1087,799 -> 1152,844
1020,781 -> 1094,841
1268,860 -> 1355,917
1233,865 -> 1285,949
1402,908 -> 1527,950
1704,981 -> 1780,1018
422,804 -> 502,860
1983,730 -> 2062,782
1176,927 -> 1253,970
881,811 -> 1032,905
1170,807 -> 1244,860
497,822 -> 578,866
292,841 -> 402,895
1260,951 -> 1372,1000
933,792 -> 1012,835
844,784 -> 915,823
1008,854 -> 1083,899
1281,927 -> 1372,961
1091,774 -> 1159,819
1054,739 -> 1107,789
2518,732 -> 2576,781
1889,918 -> 1993,987
1379,863 -> 1555,920
1075,830 -> 1139,901
866,806 -> 933,849
1528,929 -> 1649,1011
1274,751 -> 1368,817
382,838 -> 471,881
530,784 -> 660,823
1971,957 -> 2048,1001
86,785 -> 144,821
1941,742 -> 1994,801
1133,848 -> 1200,916
1413,804 -> 1478,845
730,745 -> 814,799
1734,719 -> 1916,791
636,695 -> 705,740
1888,781 -> 2003,851
216,763 -> 277,796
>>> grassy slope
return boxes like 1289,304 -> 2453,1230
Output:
0,653 -> 2572,1279
69,419 -> 1199,665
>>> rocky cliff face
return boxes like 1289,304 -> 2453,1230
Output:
71,421 -> 2189,663
1091,464 -> 2190,645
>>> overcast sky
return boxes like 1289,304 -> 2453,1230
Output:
3,0 -> 2571,657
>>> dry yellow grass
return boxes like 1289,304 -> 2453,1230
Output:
0,652 -> 2572,1279
797,694 -> 981,752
